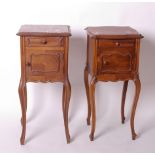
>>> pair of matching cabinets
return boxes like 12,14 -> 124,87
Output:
17,25 -> 143,145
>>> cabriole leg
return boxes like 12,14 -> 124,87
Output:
84,66 -> 91,125
130,78 -> 141,140
89,77 -> 96,141
18,78 -> 27,145
121,80 -> 128,124
63,79 -> 71,143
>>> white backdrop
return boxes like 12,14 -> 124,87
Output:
0,0 -> 155,152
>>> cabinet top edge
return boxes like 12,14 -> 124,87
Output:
85,26 -> 143,39
17,25 -> 71,37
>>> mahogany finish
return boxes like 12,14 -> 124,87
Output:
17,25 -> 71,144
84,26 -> 143,141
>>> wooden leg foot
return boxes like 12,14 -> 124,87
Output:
87,118 -> 90,125
122,117 -> 125,124
89,134 -> 94,141
20,137 -> 25,145
66,135 -> 71,144
132,132 -> 137,140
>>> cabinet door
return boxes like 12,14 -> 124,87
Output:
97,39 -> 136,74
26,50 -> 64,82
97,51 -> 133,73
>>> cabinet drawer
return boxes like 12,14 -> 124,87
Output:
98,39 -> 135,48
25,37 -> 64,47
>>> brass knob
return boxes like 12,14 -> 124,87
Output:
43,40 -> 47,44
115,42 -> 120,46
41,40 -> 47,44
103,60 -> 107,65
27,62 -> 31,66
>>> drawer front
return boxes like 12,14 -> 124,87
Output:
26,50 -> 64,82
98,39 -> 135,48
25,37 -> 64,47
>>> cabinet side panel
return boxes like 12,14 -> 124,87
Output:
88,37 -> 95,75
135,39 -> 141,74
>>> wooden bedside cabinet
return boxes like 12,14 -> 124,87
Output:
84,26 -> 143,141
17,25 -> 71,144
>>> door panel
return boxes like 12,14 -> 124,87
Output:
26,50 -> 64,82
97,49 -> 136,74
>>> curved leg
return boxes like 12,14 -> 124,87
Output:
121,80 -> 128,124
63,79 -> 71,143
62,85 -> 65,118
18,78 -> 27,145
89,77 -> 96,141
25,86 -> 27,111
21,85 -> 27,126
84,66 -> 91,125
130,78 -> 141,140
